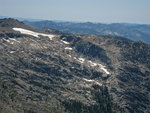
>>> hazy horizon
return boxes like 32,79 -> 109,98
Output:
0,0 -> 150,24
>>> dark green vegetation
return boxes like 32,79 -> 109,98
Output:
63,85 -> 124,113
24,20 -> 150,44
0,18 -> 150,113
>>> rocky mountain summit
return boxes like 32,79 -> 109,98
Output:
0,18 -> 150,113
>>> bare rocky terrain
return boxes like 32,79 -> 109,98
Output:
0,18 -> 150,113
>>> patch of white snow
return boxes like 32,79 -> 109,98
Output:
83,78 -> 102,86
65,47 -> 72,50
88,60 -> 98,67
13,28 -> 54,40
10,51 -> 15,53
100,67 -> 110,75
68,55 -> 72,57
62,37 -> 66,40
78,58 -> 85,63
10,42 -> 14,44
3,38 -> 10,43
9,38 -> 20,43
73,57 -> 77,60
88,60 -> 110,74
61,40 -> 70,44
83,78 -> 94,82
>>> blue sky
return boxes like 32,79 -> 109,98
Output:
0,0 -> 150,24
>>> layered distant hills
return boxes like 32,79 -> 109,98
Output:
0,18 -> 150,113
23,20 -> 150,44
1,16 -> 150,44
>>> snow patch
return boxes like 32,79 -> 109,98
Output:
88,60 -> 98,67
88,60 -> 110,75
3,38 -> 20,44
74,57 -> 85,64
73,57 -> 77,60
10,51 -> 15,53
78,58 -> 85,63
68,55 -> 72,57
83,78 -> 102,86
73,57 -> 110,75
62,37 -> 66,40
61,40 -> 70,44
83,78 -> 94,82
13,28 -> 54,40
3,38 -> 10,43
65,47 -> 72,50
10,42 -> 14,44
9,38 -> 20,43
100,66 -> 110,75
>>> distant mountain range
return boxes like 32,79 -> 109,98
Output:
0,16 -> 43,22
1,16 -> 150,44
23,20 -> 150,44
